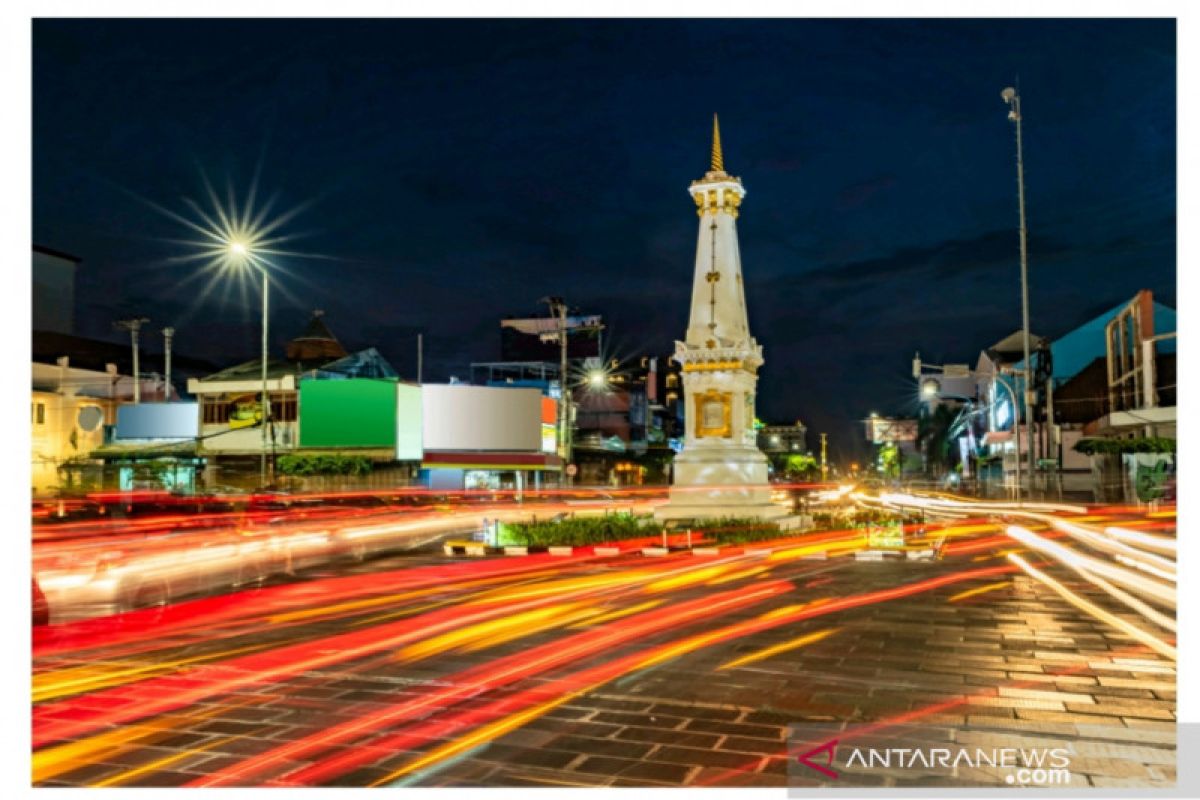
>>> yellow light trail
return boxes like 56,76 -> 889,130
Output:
567,600 -> 663,628
368,690 -> 586,786
947,581 -> 1012,603
33,642 -> 266,703
706,565 -> 771,585
717,628 -> 838,670
768,535 -> 867,562
33,697 -> 259,784
90,735 -> 239,787
1006,553 -> 1176,660
645,564 -> 732,592
395,602 -> 594,662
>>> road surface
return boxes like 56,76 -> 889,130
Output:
32,497 -> 1176,788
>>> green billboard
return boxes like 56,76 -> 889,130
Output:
299,379 -> 397,449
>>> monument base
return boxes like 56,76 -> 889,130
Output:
654,444 -> 788,522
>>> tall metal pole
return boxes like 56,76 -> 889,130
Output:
260,269 -> 271,488
115,318 -> 149,404
132,326 -> 141,404
559,300 -> 571,478
1004,86 -> 1036,497
417,333 -> 424,384
162,327 -> 175,402
819,433 -> 828,481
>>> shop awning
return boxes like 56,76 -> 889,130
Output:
90,441 -> 199,459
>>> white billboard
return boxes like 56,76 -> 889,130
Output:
421,385 -> 542,452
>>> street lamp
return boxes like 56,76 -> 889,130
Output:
1002,85 -> 1037,491
588,369 -> 608,390
227,239 -> 271,488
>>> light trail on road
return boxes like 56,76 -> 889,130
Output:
31,490 -> 1175,788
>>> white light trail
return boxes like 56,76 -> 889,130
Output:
1004,526 -> 1174,607
1007,553 -> 1175,660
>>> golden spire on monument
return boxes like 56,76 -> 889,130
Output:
710,112 -> 724,173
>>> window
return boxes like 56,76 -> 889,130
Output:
34,403 -> 45,425
271,393 -> 297,422
665,374 -> 679,389
201,392 -> 298,424
201,396 -> 230,424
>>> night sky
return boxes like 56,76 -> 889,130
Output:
33,19 -> 1176,462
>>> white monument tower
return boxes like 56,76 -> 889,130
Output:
656,115 -> 786,522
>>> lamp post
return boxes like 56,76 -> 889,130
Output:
1002,85 -> 1037,494
229,241 -> 271,488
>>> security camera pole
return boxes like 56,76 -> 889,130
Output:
1002,85 -> 1036,496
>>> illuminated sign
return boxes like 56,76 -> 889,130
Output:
865,417 -> 917,444
995,397 -> 1012,428
867,525 -> 905,550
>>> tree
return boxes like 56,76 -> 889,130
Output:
782,453 -> 818,478
878,442 -> 900,479
917,403 -> 958,478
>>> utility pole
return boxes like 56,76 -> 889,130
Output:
115,318 -> 149,403
417,333 -> 424,384
1003,85 -> 1037,495
162,327 -> 175,402
541,296 -> 572,481
819,433 -> 828,481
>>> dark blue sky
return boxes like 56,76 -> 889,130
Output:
33,19 -> 1176,460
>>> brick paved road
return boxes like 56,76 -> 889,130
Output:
32,505 -> 1176,788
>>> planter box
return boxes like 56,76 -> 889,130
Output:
641,547 -> 669,557
503,546 -> 529,556
692,547 -> 721,556
593,546 -> 621,556
549,546 -> 574,557
743,547 -> 773,557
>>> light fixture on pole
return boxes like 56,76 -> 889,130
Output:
227,239 -> 271,488
1002,85 -> 1037,493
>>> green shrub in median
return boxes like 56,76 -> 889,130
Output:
498,513 -> 663,547
497,513 -> 797,548
697,517 -> 783,544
